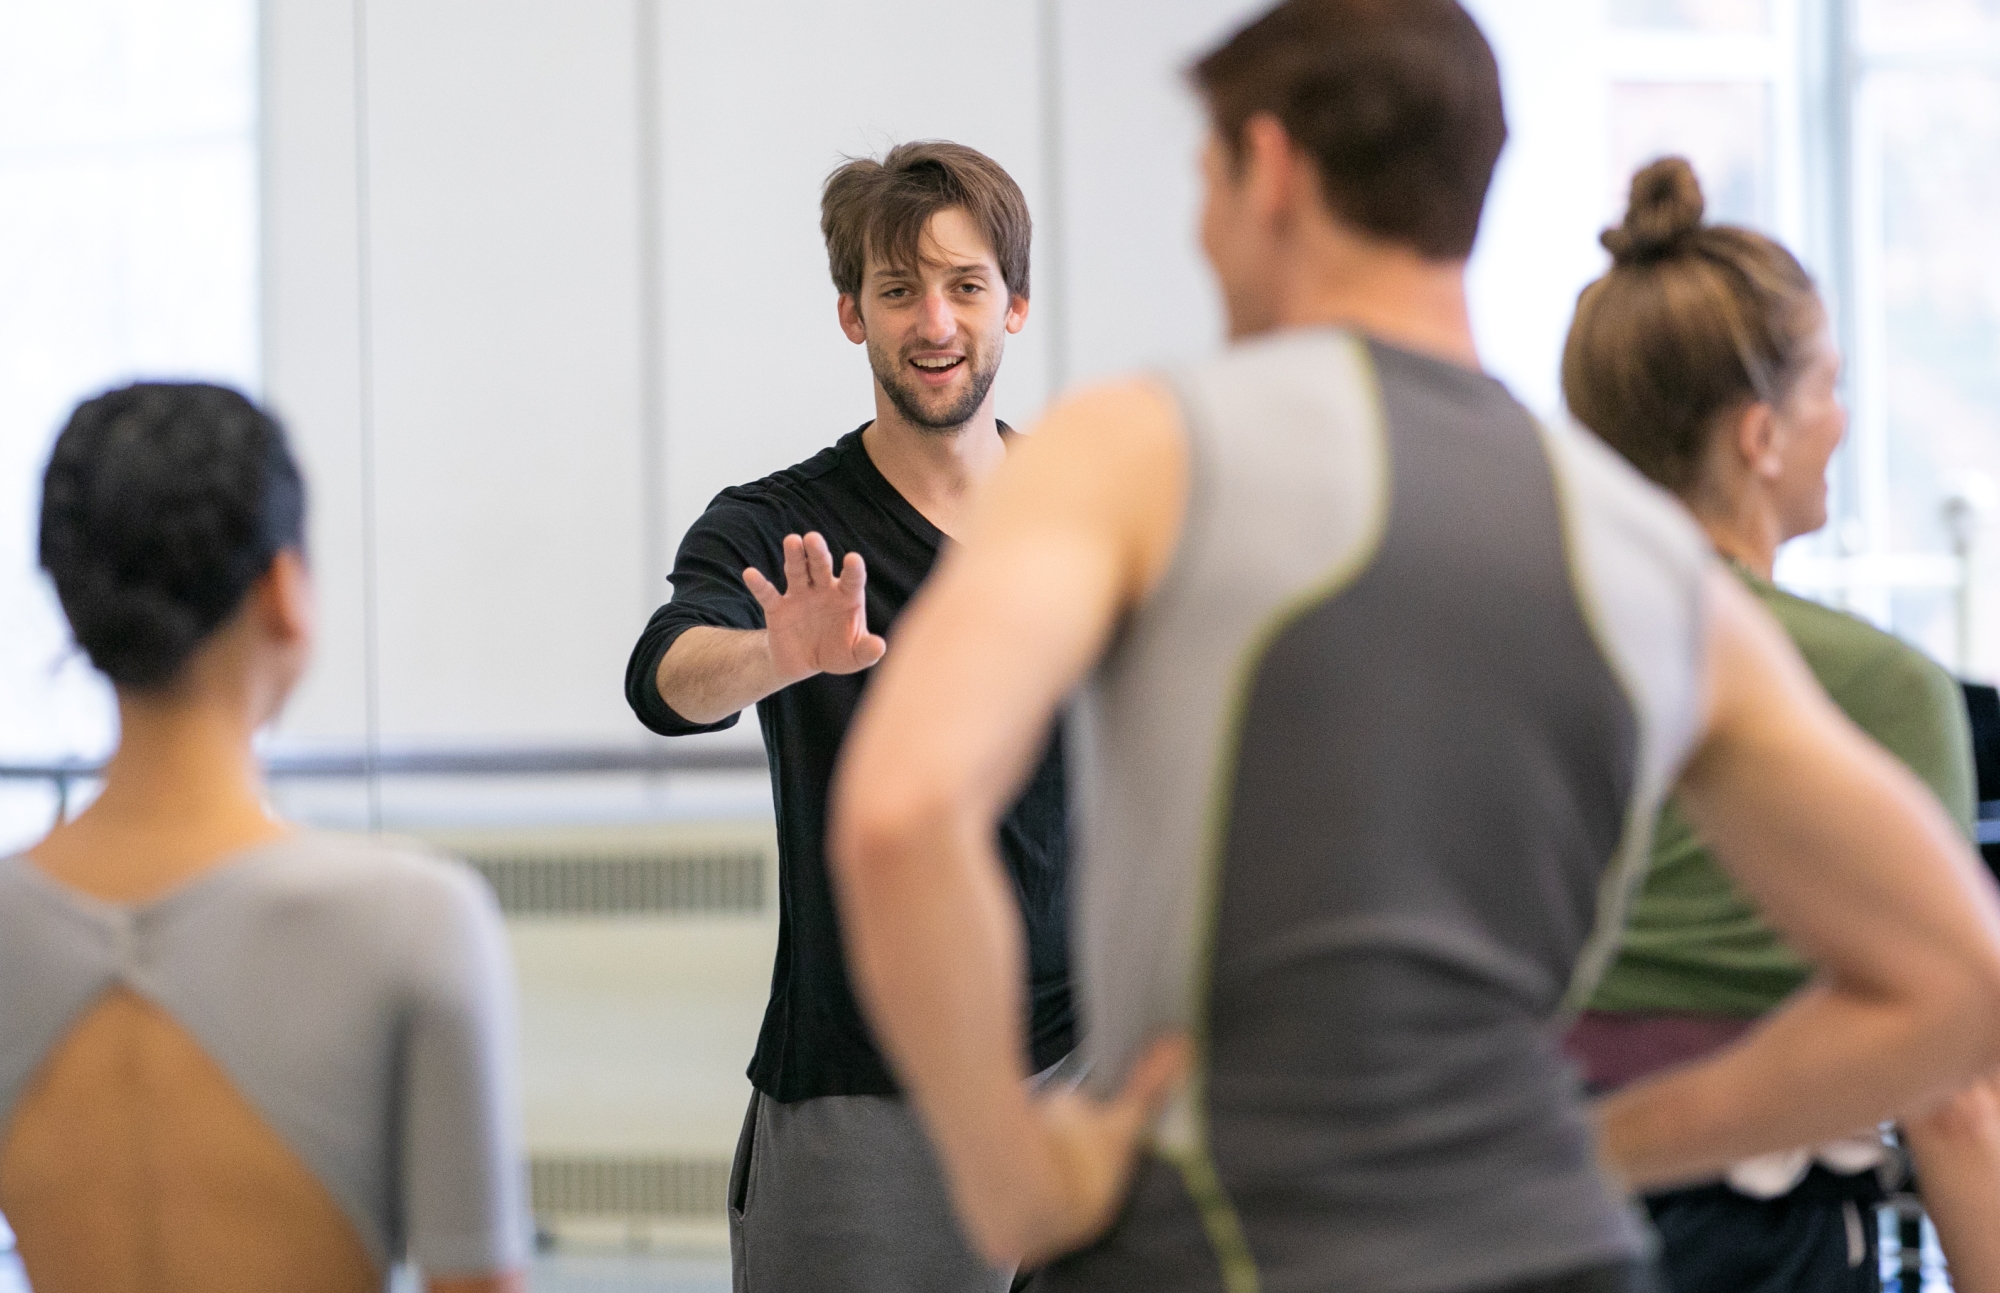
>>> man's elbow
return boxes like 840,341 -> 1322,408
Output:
829,771 -> 958,898
1961,949 -> 2000,1070
1907,1069 -> 2000,1147
1916,939 -> 2000,1081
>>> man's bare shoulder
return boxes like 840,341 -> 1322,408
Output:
1027,376 -> 1183,454
983,377 -> 1190,601
989,377 -> 1188,513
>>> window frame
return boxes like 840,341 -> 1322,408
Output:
1780,0 -> 2000,670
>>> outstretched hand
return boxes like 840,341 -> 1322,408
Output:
743,532 -> 888,685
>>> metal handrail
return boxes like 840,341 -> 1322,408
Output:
0,743 -> 769,822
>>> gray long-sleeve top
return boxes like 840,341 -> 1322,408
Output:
0,832 -> 530,1277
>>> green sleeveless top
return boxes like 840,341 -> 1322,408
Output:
1588,564 -> 1976,1016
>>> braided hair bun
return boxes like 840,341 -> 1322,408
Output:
1601,156 -> 1705,266
38,382 -> 306,689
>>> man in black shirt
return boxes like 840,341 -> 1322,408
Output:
623,141 -> 1070,1291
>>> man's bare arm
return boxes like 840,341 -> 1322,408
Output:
829,380 -> 1191,1267
1595,568 -> 2000,1190
1903,1076 -> 2000,1293
655,531 -> 886,725
655,627 -> 795,726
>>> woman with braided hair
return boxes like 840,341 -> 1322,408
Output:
0,383 -> 528,1293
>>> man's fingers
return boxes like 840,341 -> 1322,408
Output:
1021,1035 -> 1193,1266
743,566 -> 781,613
854,633 -> 887,669
838,550 -> 869,598
804,532 -> 837,589
1110,1034 -> 1193,1136
781,533 -> 807,593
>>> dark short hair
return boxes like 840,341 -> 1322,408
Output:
39,382 -> 307,689
1191,0 -> 1507,261
1563,157 -> 1823,495
821,141 -> 1031,299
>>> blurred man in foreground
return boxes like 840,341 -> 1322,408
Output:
828,3 -> 2000,1291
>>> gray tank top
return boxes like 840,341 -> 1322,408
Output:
0,833 -> 530,1279
1051,330 -> 1709,1293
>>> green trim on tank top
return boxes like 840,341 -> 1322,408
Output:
1164,330 -> 1393,1293
1539,416 -> 1682,1020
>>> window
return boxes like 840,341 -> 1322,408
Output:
1832,0 -> 2000,678
0,0 -> 258,852
1609,0 -> 1773,31
1602,0 -> 1799,238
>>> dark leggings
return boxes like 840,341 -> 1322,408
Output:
1643,1165 -> 1883,1293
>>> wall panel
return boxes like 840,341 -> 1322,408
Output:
261,0 -> 370,745
364,0 -> 648,743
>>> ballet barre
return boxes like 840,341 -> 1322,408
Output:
0,743 -> 770,825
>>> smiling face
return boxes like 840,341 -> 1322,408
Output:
839,206 -> 1028,435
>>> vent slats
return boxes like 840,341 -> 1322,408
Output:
531,1155 -> 732,1218
467,850 -> 765,916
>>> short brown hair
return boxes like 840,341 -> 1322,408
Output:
820,141 -> 1031,300
1562,157 -> 1823,495
1191,0 -> 1506,261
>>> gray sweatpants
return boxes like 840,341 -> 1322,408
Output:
727,1089 -> 1012,1293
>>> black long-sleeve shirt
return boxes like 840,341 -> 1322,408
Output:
624,425 -> 1074,1102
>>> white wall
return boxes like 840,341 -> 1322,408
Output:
1465,0 -> 1617,417
267,0 -> 649,756
1052,0 -> 1267,382
262,0 -> 1624,789
262,0 -> 369,747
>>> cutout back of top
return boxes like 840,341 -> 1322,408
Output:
0,835 -> 529,1280
0,987 -> 379,1293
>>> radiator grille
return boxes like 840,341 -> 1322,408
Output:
530,1154 -> 732,1218
466,850 -> 764,916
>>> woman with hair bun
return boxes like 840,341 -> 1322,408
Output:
0,383 -> 528,1293
1565,159 -> 2000,1293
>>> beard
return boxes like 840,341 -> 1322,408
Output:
867,334 -> 1003,435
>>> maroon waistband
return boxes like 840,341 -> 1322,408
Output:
1563,1010 -> 1760,1092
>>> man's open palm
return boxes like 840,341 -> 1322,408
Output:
744,531 -> 888,682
